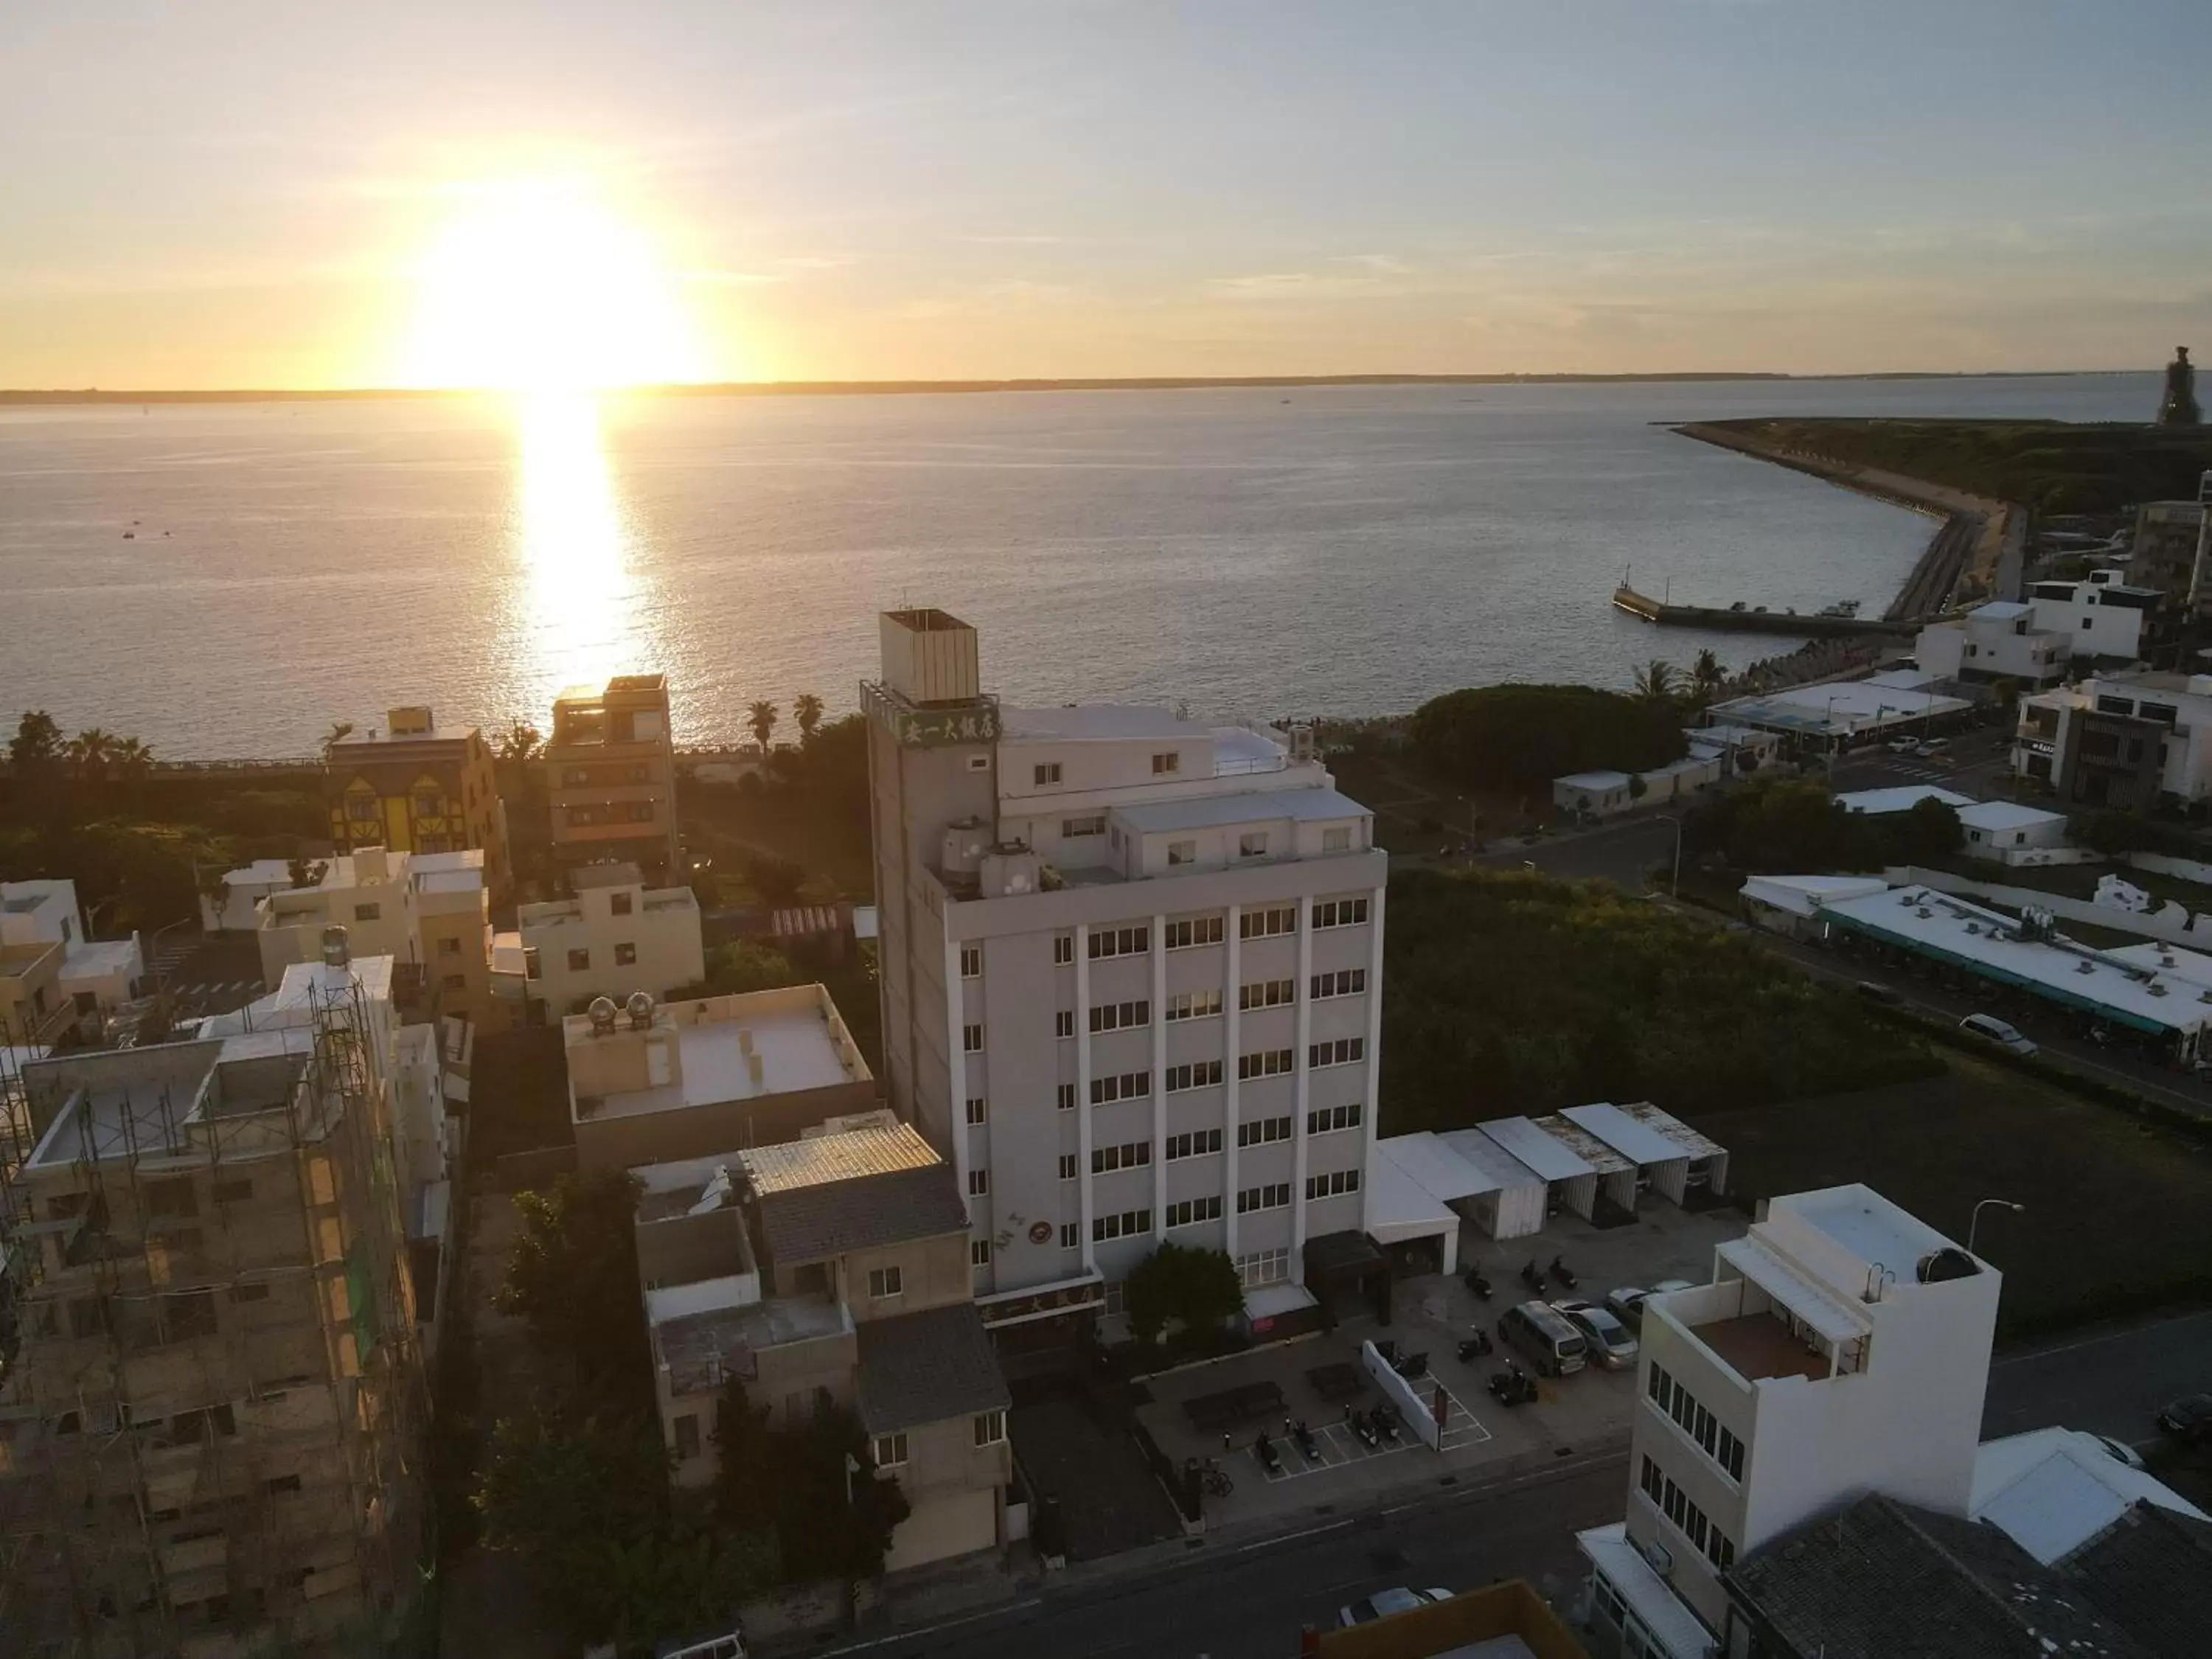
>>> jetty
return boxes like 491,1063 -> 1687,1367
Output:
1610,584 -> 1916,639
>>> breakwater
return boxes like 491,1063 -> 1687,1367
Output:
1610,583 -> 1913,638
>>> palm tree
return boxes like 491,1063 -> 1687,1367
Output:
1688,648 -> 1728,705
793,693 -> 824,746
746,700 -> 779,754
1632,659 -> 1680,705
322,721 -> 355,759
111,735 -> 153,781
497,720 -> 543,766
69,727 -> 114,782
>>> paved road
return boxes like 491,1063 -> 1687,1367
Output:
825,1458 -> 1624,1659
1983,1310 -> 2212,1444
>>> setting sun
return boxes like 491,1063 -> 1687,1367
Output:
399,179 -> 703,392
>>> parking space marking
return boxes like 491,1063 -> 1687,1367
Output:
1256,1377 -> 1492,1481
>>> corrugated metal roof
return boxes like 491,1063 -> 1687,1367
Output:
1561,1103 -> 1690,1169
738,1121 -> 939,1194
1477,1117 -> 1591,1183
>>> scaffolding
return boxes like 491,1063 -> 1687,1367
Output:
0,970 -> 431,1658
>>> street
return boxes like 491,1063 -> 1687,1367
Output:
1983,1309 -> 2212,1444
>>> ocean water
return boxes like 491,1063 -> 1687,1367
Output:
0,373 -> 2159,757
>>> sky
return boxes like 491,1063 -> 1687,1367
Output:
2,0 -> 2209,388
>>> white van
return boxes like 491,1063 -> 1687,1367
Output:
1500,1300 -> 1588,1376
1959,1013 -> 2036,1057
655,1630 -> 746,1659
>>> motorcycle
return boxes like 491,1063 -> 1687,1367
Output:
1347,1408 -> 1380,1450
1373,1405 -> 1402,1446
1549,1255 -> 1579,1292
1293,1419 -> 1321,1463
1254,1431 -> 1284,1476
1521,1259 -> 1547,1293
1457,1329 -> 1493,1363
1464,1267 -> 1493,1301
1488,1363 -> 1537,1407
1395,1349 -> 1430,1381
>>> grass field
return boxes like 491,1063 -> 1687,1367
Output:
1688,1053 -> 2212,1336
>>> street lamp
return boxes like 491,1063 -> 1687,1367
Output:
1651,814 -> 1685,898
1968,1198 -> 2025,1256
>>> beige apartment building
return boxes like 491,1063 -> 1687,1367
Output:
545,674 -> 681,887
0,953 -> 431,1658
633,1117 -> 1012,1572
563,983 -> 876,1172
517,861 -> 705,1020
0,937 -> 73,1048
324,706 -> 510,900
863,609 -> 1386,1338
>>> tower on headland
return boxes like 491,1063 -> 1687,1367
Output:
2157,345 -> 2200,427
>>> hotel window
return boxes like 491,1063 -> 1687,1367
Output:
1166,1195 -> 1222,1228
1152,751 -> 1181,775
1166,839 -> 1195,866
1166,1128 -> 1223,1160
1090,999 -> 1150,1033
1310,968 -> 1366,999
1312,897 -> 1370,929
1088,924 -> 1149,959
961,944 -> 982,978
966,1096 -> 987,1125
438,936 -> 462,956
1166,1060 -> 1224,1092
1236,1183 -> 1290,1214
611,891 -> 633,917
1237,1048 -> 1294,1081
1034,762 -> 1062,785
1091,1071 -> 1151,1104
1092,1140 -> 1152,1174
1057,1084 -> 1076,1111
972,1239 -> 992,1267
1309,1037 -> 1365,1069
1305,1169 -> 1361,1200
1055,1010 -> 1074,1038
1054,933 -> 1075,964
873,1433 -> 908,1469
964,1023 -> 985,1052
1059,1155 -> 1078,1180
1237,832 -> 1269,858
1235,1247 -> 1290,1287
1237,1115 -> 1292,1148
1165,989 -> 1222,1021
614,942 -> 637,967
566,947 -> 591,972
1062,815 -> 1106,838
974,1410 -> 1008,1447
968,1169 -> 990,1196
354,902 -> 381,922
868,1266 -> 903,1298
1307,1102 -> 1363,1135
1239,905 -> 1295,939
1323,826 -> 1353,852
1239,978 -> 1294,1012
1092,1208 -> 1152,1242
1060,1222 -> 1079,1248
1166,916 -> 1224,950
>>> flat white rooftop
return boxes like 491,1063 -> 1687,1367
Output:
1001,704 -> 1206,742
1834,785 -> 1974,815
62,939 -> 140,979
1971,1427 -> 2208,1565
1956,800 -> 2067,833
1556,770 -> 1632,791
1776,1183 -> 1960,1276
1715,678 -> 1972,737
1739,872 -> 1891,919
591,1009 -> 856,1120
1111,786 -> 1368,835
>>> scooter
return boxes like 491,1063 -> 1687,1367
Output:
1293,1419 -> 1321,1462
1254,1431 -> 1284,1476
1521,1259 -> 1547,1293
1464,1267 -> 1493,1301
1395,1349 -> 1430,1381
1457,1329 -> 1493,1363
1347,1408 -> 1380,1450
1488,1363 -> 1537,1407
1374,1404 -> 1402,1447
1549,1255 -> 1579,1291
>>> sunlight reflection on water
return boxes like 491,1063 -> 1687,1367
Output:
508,391 -> 646,707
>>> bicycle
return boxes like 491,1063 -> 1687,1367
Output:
1186,1456 -> 1234,1498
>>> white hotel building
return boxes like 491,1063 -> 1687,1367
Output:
863,610 -> 1385,1335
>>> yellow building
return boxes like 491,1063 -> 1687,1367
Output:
325,706 -> 510,899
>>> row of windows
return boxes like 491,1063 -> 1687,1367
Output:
1236,1246 -> 1292,1287
1640,1455 -> 1736,1571
1310,1037 -> 1365,1069
1089,924 -> 1149,959
1238,1113 -> 1292,1147
1166,1060 -> 1224,1091
1166,1127 -> 1223,1159
563,942 -> 640,972
1239,1048 -> 1294,1080
1306,1169 -> 1362,1200
1312,967 -> 1367,999
1093,1140 -> 1152,1174
1063,815 -> 1107,838
1312,897 -> 1370,929
1165,1194 -> 1224,1228
1166,989 -> 1223,1020
1095,1208 -> 1152,1242
1242,905 -> 1297,939
1648,1363 -> 1746,1481
565,801 -> 658,826
1237,1183 -> 1291,1214
1091,999 -> 1150,1033
872,1410 -> 1005,1470
1239,977 -> 1295,1011
1166,916 -> 1224,950
1307,1102 -> 1363,1135
1091,1071 -> 1151,1104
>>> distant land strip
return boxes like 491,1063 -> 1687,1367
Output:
0,369 -> 2129,406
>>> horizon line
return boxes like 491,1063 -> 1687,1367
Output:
0,367 -> 2143,406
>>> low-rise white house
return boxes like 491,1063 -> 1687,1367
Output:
1956,799 -> 2069,855
1915,601 -> 2065,687
201,858 -> 301,932
2027,567 -> 2161,665
518,862 -> 705,1018
2,877 -> 144,1019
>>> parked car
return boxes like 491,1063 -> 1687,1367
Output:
1855,980 -> 1903,1006
1604,1287 -> 1651,1332
1500,1300 -> 1588,1377
1885,737 -> 1919,754
1649,1278 -> 1696,1297
1554,1298 -> 1641,1369
1339,1587 -> 1454,1627
1960,1012 -> 2037,1056
1915,737 -> 1950,756
2155,1394 -> 2212,1446
2090,1433 -> 2146,1470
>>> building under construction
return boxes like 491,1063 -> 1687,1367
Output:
0,947 -> 431,1658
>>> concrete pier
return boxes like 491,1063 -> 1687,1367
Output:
1610,584 -> 1915,639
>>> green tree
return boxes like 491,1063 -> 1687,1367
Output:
793,693 -> 825,745
498,1171 -> 649,1393
1411,684 -> 1686,789
1896,797 -> 1964,862
705,939 -> 801,995
1632,659 -> 1680,706
1627,773 -> 1649,801
497,720 -> 544,767
1689,649 -> 1728,704
712,1378 -> 782,1538
742,852 -> 807,906
68,727 -> 115,783
1125,1243 -> 1245,1344
777,1393 -> 911,1584
746,700 -> 779,753
8,710 -> 63,779
111,734 -> 153,782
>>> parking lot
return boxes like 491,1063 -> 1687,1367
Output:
1132,1202 -> 1748,1529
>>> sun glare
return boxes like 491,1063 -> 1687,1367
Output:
401,180 -> 702,392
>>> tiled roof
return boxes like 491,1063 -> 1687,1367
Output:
1725,1494 -> 2151,1659
855,1304 -> 1009,1435
754,1164 -> 969,1266
2062,1502 -> 2212,1658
